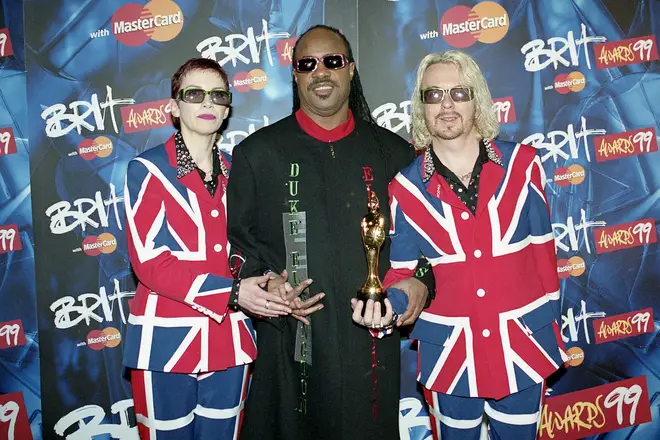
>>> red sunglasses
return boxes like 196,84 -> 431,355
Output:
293,53 -> 349,73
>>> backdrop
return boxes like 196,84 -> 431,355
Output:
0,1 -> 658,439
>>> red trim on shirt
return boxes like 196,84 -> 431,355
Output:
295,108 -> 355,142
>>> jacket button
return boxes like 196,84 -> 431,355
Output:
214,244 -> 223,252
474,249 -> 482,258
461,212 -> 470,220
211,209 -> 219,218
482,329 -> 490,338
477,288 -> 485,297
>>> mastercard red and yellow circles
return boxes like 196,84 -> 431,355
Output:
82,233 -> 118,256
87,327 -> 121,350
566,347 -> 585,367
78,136 -> 113,160
557,256 -> 586,279
554,72 -> 586,94
111,0 -> 183,47
554,164 -> 586,186
440,1 -> 509,48
232,69 -> 269,92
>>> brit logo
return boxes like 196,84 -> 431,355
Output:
0,319 -> 26,350
0,28 -> 13,57
538,376 -> 652,440
594,127 -> 658,163
0,392 -> 32,440
121,99 -> 172,134
0,126 -> 17,156
492,97 -> 516,124
594,218 -> 657,254
276,37 -> 298,66
593,308 -> 653,344
0,224 -> 21,254
595,35 -> 658,69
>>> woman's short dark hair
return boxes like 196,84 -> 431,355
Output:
171,58 -> 229,129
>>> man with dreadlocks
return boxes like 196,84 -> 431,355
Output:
226,25 -> 433,440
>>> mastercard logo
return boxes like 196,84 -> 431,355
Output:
554,72 -> 586,94
86,327 -> 121,350
566,346 -> 585,367
557,256 -> 586,279
111,0 -> 183,47
554,164 -> 585,186
232,69 -> 269,92
78,136 -> 113,160
440,1 -> 509,48
82,233 -> 117,256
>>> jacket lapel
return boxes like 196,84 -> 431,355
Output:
178,171 -> 215,205
426,172 -> 469,212
476,158 -> 506,217
165,134 -> 228,208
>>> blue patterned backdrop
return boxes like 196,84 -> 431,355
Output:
0,0 -> 41,439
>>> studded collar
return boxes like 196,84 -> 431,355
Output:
422,138 -> 502,183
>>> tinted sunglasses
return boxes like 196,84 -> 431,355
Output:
178,87 -> 232,106
421,86 -> 474,104
294,53 -> 349,73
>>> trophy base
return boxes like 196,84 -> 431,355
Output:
356,290 -> 387,316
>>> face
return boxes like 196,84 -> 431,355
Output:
293,29 -> 355,117
170,69 -> 230,136
422,63 -> 476,142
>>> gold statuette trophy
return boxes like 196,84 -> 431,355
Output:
357,189 -> 387,309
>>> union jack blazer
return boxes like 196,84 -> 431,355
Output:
383,140 -> 567,400
123,135 -> 256,374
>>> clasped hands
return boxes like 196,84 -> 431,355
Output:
238,272 -> 427,330
237,270 -> 324,325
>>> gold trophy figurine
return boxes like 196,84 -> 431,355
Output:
358,189 -> 387,308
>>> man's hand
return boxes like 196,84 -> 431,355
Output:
237,274 -> 292,318
268,270 -> 324,325
390,277 -> 428,326
290,293 -> 325,325
351,298 -> 394,329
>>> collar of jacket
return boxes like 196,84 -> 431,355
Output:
422,138 -> 503,183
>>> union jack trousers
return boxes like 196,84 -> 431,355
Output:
424,382 -> 544,440
131,364 -> 250,440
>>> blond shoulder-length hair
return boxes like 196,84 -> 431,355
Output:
411,50 -> 499,149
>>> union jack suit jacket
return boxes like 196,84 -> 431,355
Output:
122,135 -> 256,374
383,140 -> 567,400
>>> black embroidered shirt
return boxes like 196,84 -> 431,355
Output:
174,131 -> 227,198
426,139 -> 503,215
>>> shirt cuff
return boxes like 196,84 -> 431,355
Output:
228,278 -> 240,310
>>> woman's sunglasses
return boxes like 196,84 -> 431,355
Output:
294,54 -> 349,73
177,87 -> 232,106
421,86 -> 474,104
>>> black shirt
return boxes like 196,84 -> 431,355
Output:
174,131 -> 223,198
430,140 -> 491,215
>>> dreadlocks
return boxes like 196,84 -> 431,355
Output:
291,25 -> 375,124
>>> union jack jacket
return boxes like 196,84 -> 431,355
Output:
383,140 -> 567,399
122,135 -> 256,374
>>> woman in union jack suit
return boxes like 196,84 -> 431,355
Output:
380,51 -> 568,440
123,58 -> 292,440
